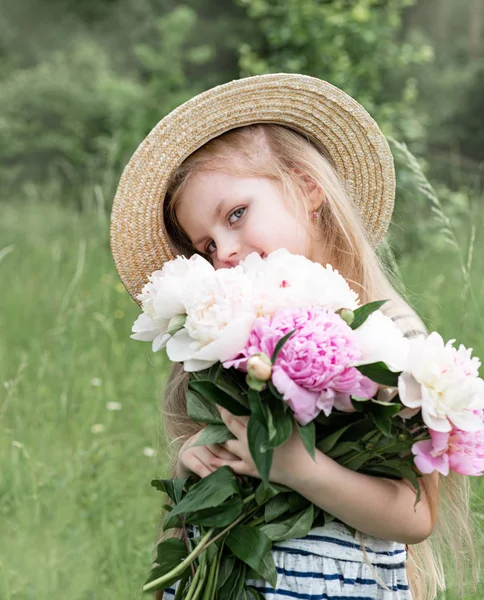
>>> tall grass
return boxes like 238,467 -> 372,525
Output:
0,199 -> 170,599
0,184 -> 483,598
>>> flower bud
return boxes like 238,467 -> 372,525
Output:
247,353 -> 272,382
166,314 -> 187,336
337,308 -> 355,326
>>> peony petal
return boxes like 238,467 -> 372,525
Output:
448,453 -> 481,476
152,333 -> 170,353
412,440 -> 449,475
166,329 -> 201,363
193,314 -> 254,363
421,405 -> 452,432
449,410 -> 484,432
332,393 -> 356,413
397,407 -> 420,420
428,429 -> 450,454
272,366 -> 319,425
316,389 -> 336,417
183,358 -> 218,372
398,372 -> 422,408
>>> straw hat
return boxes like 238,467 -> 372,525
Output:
111,73 -> 395,303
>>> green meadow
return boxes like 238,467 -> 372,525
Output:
1,197 -> 483,599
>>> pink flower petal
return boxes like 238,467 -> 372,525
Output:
412,440 -> 449,475
272,366 -> 319,425
448,453 -> 482,476
428,429 -> 450,454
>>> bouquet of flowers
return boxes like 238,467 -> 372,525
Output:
131,249 -> 484,599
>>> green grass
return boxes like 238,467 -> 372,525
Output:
0,198 -> 483,599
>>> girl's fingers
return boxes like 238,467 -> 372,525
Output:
216,405 -> 248,439
207,443 -> 240,460
183,445 -> 216,478
210,457 -> 254,477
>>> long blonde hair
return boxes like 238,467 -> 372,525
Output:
156,124 -> 479,599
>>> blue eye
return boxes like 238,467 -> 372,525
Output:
205,240 -> 217,255
228,207 -> 245,224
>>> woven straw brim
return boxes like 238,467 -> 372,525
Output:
111,73 -> 395,304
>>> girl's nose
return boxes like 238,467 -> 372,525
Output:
214,236 -> 241,267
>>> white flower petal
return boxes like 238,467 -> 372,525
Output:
421,405 -> 451,432
398,372 -> 422,408
449,410 -> 484,432
166,329 -> 201,363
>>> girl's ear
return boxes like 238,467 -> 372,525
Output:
294,168 -> 325,210
308,185 -> 325,212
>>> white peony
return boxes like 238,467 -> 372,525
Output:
352,310 -> 410,372
241,249 -> 360,316
131,254 -> 214,352
166,265 -> 257,371
398,332 -> 484,432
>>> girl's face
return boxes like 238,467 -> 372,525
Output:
175,170 -> 323,269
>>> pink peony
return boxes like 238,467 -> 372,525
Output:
412,426 -> 484,476
224,307 -> 378,425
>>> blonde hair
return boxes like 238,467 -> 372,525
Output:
155,124 -> 479,599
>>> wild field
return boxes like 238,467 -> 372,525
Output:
1,198 -> 483,599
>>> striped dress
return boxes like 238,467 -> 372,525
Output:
160,301 -> 427,600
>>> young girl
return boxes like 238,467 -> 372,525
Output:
110,75 -> 477,599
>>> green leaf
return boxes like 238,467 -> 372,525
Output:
162,509 -> 183,531
352,398 -> 402,418
341,452 -> 371,471
271,329 -> 297,364
287,492 -> 310,513
267,380 -> 284,401
216,555 -> 236,591
212,366 -> 250,408
189,380 -> 250,416
262,399 -> 293,451
191,423 -> 235,447
245,587 -> 266,600
144,538 -> 191,591
186,496 -> 244,527
226,526 -> 276,588
218,562 -> 246,600
264,493 -> 291,523
168,466 -> 239,517
260,504 -> 314,542
248,415 -> 273,485
186,390 -> 223,424
317,423 -> 354,453
350,300 -> 388,329
325,440 -> 362,460
248,388 -> 267,422
355,362 -> 399,386
257,550 -> 278,589
255,481 -> 289,506
295,420 -> 315,460
151,477 -> 188,504
371,414 -> 393,437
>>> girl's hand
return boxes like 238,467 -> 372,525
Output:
177,428 -> 241,479
210,406 -> 311,486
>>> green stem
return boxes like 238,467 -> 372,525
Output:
174,577 -> 188,600
211,544 -> 223,600
143,493 -> 257,594
246,515 -> 265,527
201,548 -> 219,600
142,529 -> 213,593
184,560 -> 206,600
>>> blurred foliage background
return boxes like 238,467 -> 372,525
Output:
1,0 -> 483,598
